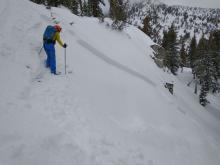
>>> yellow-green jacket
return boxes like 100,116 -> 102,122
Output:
53,32 -> 64,47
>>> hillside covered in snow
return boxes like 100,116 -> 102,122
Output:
0,0 -> 220,165
128,0 -> 220,43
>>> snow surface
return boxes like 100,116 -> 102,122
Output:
0,0 -> 220,165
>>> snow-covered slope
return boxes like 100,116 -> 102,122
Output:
0,0 -> 220,165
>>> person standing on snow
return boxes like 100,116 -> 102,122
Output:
43,24 -> 67,75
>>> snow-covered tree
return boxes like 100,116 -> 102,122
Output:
109,0 -> 129,30
194,36 -> 218,106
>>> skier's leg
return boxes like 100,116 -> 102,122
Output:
49,45 -> 56,74
44,44 -> 50,68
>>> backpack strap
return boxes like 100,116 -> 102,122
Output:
43,38 -> 55,44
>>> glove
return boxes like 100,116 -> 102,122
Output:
63,43 -> 67,48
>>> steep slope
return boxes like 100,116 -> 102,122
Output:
0,0 -> 220,165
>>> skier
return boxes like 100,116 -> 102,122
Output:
43,24 -> 67,75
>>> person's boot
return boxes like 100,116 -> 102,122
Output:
51,71 -> 61,75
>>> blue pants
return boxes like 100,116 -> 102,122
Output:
43,43 -> 56,74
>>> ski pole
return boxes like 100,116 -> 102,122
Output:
64,47 -> 67,74
39,45 -> 43,55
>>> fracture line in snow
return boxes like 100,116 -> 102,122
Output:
77,39 -> 156,87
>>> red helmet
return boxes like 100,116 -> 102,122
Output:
54,24 -> 62,32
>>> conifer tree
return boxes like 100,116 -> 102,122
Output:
211,30 -> 220,79
30,0 -> 45,4
140,15 -> 153,38
109,0 -> 129,30
88,0 -> 105,17
70,0 -> 79,15
162,24 -> 179,75
162,30 -> 168,48
46,0 -> 61,7
189,34 -> 197,71
82,0 -> 91,16
86,0 -> 93,16
62,0 -> 71,7
180,42 -> 187,68
195,36 -> 218,106
199,79 -> 209,106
